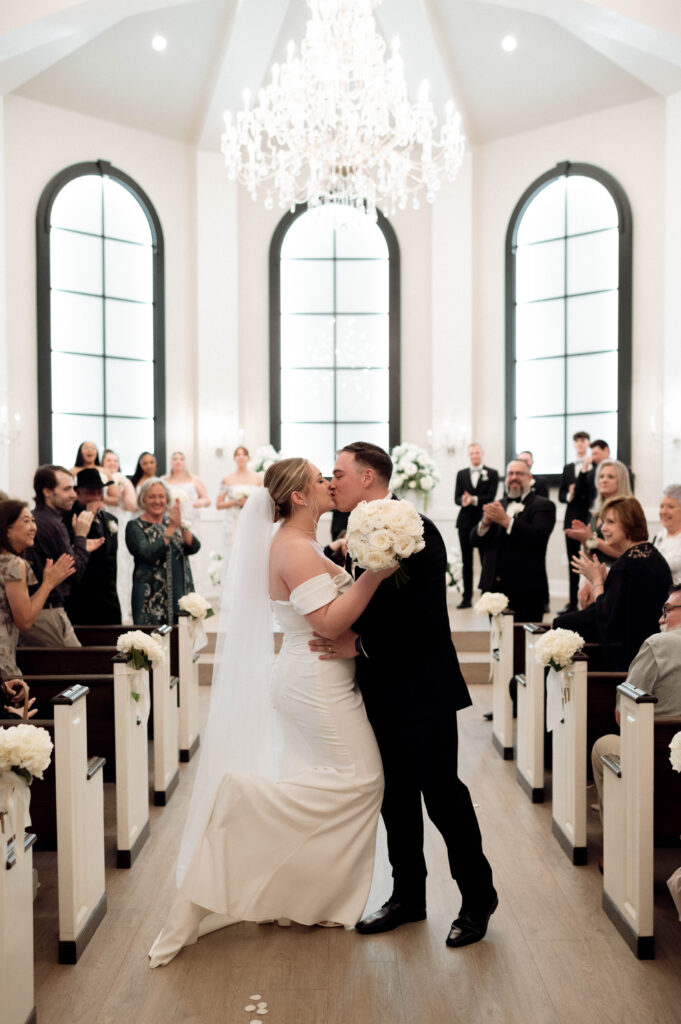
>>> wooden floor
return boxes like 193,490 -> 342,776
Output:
32,684 -> 681,1024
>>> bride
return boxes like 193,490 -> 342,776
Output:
149,457 -> 392,966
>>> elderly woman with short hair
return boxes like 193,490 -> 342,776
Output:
125,477 -> 201,625
654,484 -> 681,584
554,496 -> 673,670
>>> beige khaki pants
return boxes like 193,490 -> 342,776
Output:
18,607 -> 81,648
591,733 -> 620,823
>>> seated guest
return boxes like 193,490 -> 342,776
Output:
471,459 -> 555,622
591,582 -> 681,818
0,498 -> 75,676
2,678 -> 36,719
554,497 -> 672,670
516,451 -> 549,498
20,466 -> 104,647
126,478 -> 201,625
653,484 -> 681,584
65,469 -> 122,625
129,451 -> 158,494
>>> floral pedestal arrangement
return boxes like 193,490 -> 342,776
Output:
390,443 -> 440,512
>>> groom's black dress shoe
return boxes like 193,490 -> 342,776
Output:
458,599 -> 472,609
446,894 -> 498,948
355,900 -> 426,935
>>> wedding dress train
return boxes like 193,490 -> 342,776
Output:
149,570 -> 384,967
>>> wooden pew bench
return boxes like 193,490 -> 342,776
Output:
1,832 -> 37,1024
602,683 -> 681,958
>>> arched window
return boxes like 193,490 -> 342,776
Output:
36,160 -> 165,472
270,206 -> 400,475
505,161 -> 632,478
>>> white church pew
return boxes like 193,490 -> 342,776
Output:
177,611 -> 201,762
491,610 -> 515,760
151,624 -> 180,807
601,682 -> 656,959
550,653 -> 588,864
113,657 -> 151,868
1,831 -> 37,1024
515,623 -> 548,803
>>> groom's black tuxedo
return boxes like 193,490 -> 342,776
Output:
349,512 -> 494,912
471,491 -> 555,622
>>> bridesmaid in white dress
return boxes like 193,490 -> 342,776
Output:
102,448 -> 138,623
162,451 -> 211,526
216,446 -> 262,571
149,458 -> 392,967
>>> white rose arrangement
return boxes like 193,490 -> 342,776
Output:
178,593 -> 215,620
346,497 -> 425,584
231,484 -> 253,503
390,443 -> 441,510
169,487 -> 189,505
534,628 -> 585,672
108,519 -> 118,534
208,551 -> 223,587
474,592 -> 509,617
506,501 -> 525,519
116,630 -> 165,704
670,731 -> 681,773
446,548 -> 463,591
0,723 -> 53,785
248,445 -> 283,474
112,471 -> 128,488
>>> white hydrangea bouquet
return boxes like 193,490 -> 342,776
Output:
248,444 -> 282,474
116,630 -> 165,672
390,443 -> 440,510
474,592 -> 509,617
346,497 -> 425,585
0,723 -> 53,859
670,732 -> 681,773
534,628 -> 585,672
178,593 -> 214,620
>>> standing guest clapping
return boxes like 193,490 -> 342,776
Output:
216,446 -> 263,571
558,431 -> 592,613
126,478 -> 200,626
70,440 -> 107,483
102,448 -> 137,622
129,451 -> 158,494
19,467 -> 104,647
1,498 -> 74,677
65,469 -> 121,625
454,443 -> 499,609
654,485 -> 681,584
162,451 -> 211,525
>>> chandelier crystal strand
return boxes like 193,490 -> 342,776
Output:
221,0 -> 465,218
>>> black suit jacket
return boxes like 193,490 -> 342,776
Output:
351,515 -> 471,716
531,476 -> 549,499
454,466 -> 499,529
471,492 -> 556,601
64,503 -> 122,625
559,462 -> 590,526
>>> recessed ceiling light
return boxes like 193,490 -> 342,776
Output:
501,35 -> 517,53
151,35 -> 167,52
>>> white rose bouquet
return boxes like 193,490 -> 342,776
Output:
248,445 -> 283,474
346,497 -> 425,585
208,551 -> 223,587
670,731 -> 681,773
232,484 -> 253,503
116,630 -> 165,672
169,487 -> 189,505
112,471 -> 128,488
534,628 -> 585,672
446,548 -> 463,591
178,593 -> 215,620
474,592 -> 509,617
390,443 -> 441,510
0,724 -> 53,786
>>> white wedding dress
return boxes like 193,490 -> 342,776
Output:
149,569 -> 384,967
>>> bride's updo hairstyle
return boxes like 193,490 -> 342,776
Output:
265,458 -> 311,523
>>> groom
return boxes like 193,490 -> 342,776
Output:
312,442 -> 497,947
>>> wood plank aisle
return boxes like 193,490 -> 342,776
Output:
32,683 -> 681,1024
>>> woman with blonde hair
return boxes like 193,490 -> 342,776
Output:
149,457 -> 393,967
216,445 -> 262,574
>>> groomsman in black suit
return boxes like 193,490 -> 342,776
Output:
65,468 -> 122,625
516,450 -> 549,498
454,443 -> 499,608
313,442 -> 497,948
571,439 -> 610,515
558,431 -> 592,613
472,459 -> 556,623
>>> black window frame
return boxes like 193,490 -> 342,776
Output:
505,160 -> 632,484
36,158 -> 166,469
269,204 -> 401,455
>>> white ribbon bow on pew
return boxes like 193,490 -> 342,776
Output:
0,772 -> 30,865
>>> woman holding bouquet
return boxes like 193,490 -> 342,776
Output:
149,458 -> 394,967
216,445 -> 262,571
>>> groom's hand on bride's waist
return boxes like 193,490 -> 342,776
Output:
309,629 -> 358,660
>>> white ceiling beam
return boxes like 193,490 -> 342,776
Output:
197,0 -> 292,151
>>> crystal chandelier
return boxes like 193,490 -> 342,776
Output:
221,0 -> 465,218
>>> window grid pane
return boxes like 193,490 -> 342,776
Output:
513,172 -> 621,475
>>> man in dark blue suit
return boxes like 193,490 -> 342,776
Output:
454,443 -> 499,608
312,442 -> 497,949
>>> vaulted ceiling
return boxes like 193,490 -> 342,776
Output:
2,0 -> 681,149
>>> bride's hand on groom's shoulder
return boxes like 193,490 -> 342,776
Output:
308,629 -> 358,660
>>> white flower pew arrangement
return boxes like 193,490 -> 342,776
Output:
474,592 -> 509,665
446,548 -> 463,592
389,443 -> 440,511
474,593 -> 515,757
178,592 -> 215,654
0,724 -> 53,863
516,624 -> 549,804
248,444 -> 283,473
668,733 -> 681,921
346,496 -> 425,585
534,628 -> 585,732
208,550 -> 223,588
116,630 -> 165,719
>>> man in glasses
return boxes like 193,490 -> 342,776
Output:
591,582 -> 681,818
